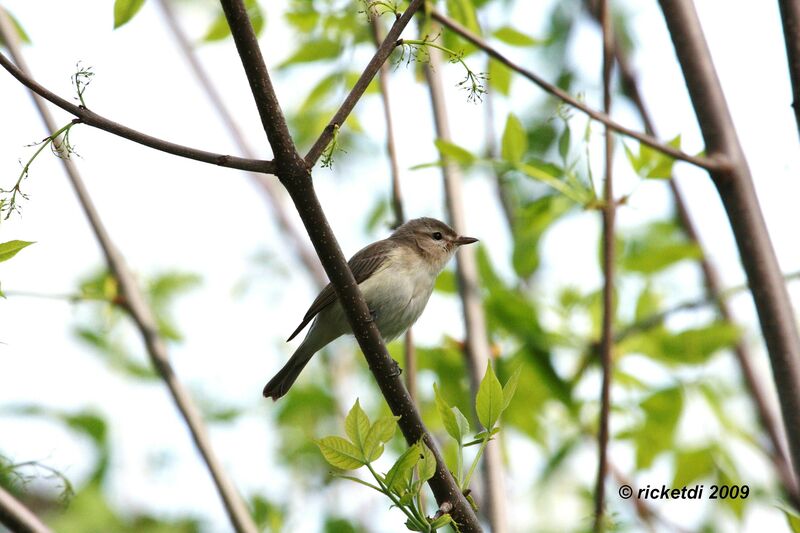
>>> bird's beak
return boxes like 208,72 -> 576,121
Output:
454,235 -> 479,246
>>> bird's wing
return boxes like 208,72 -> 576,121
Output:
286,240 -> 393,341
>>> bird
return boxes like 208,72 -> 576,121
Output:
263,217 -> 478,400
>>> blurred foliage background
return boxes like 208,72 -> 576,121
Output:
1,0 -> 799,531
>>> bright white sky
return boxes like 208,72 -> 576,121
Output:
0,0 -> 798,531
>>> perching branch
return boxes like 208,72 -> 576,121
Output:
217,0 -> 481,529
369,13 -> 417,401
304,3 -> 425,166
658,0 -> 800,491
424,40 -> 507,533
154,0 -> 327,289
585,0 -> 800,502
778,0 -> 800,138
0,51 -> 275,175
428,8 -> 727,174
0,484 -> 53,533
0,12 -> 258,533
593,1 -> 615,530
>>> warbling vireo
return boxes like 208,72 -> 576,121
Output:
263,217 -> 478,400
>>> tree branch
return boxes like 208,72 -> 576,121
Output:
304,5 -> 423,166
218,0 -> 481,529
778,0 -> 800,138
0,12 -> 258,533
428,8 -> 728,174
424,39 -> 507,533
154,0 -> 327,289
593,1 -> 615,530
658,0 -> 800,492
0,52 -> 274,175
0,485 -> 53,533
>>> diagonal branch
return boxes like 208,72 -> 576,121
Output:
658,0 -> 800,492
0,485 -> 52,533
304,6 -> 424,166
154,0 -> 327,288
217,0 -> 481,529
593,1 -> 615,530
0,12 -> 258,533
424,39 -> 507,533
428,8 -> 728,174
0,51 -> 274,175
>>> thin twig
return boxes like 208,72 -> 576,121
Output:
0,484 -> 53,533
593,2 -> 615,530
369,13 -> 416,401
424,39 -> 507,533
154,0 -> 326,288
0,12 -> 258,533
428,8 -> 728,174
304,5 -> 424,166
658,0 -> 800,494
218,1 -> 481,529
0,51 -> 274,175
778,0 -> 800,139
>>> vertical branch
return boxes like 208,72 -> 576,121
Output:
658,0 -> 800,489
218,1 -> 481,528
154,0 -> 327,289
424,45 -> 508,533
0,485 -> 53,533
778,0 -> 800,138
0,12 -> 258,533
593,1 -> 615,530
601,20 -> 799,503
369,13 -> 416,401
483,70 -> 515,227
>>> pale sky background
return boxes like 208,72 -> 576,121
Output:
1,0 -> 799,531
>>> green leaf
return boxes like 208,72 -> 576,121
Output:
344,399 -> 371,451
493,26 -> 540,47
316,436 -> 365,470
501,366 -> 521,411
511,195 -> 573,277
363,415 -> 399,462
673,447 -> 716,487
434,139 -> 476,166
778,503 -> 800,533
0,240 -> 33,263
429,514 -> 454,530
619,221 -> 702,274
0,10 -> 31,45
113,0 -> 146,29
434,269 -> 458,294
488,59 -> 511,96
501,114 -> 527,163
279,38 -> 341,68
384,443 -> 422,494
446,0 -> 480,35
202,13 -> 231,42
418,441 -> 437,482
434,383 -> 468,443
476,362 -> 503,429
624,135 -> 681,180
632,387 -> 683,469
558,126 -> 571,160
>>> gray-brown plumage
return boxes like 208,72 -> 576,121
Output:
264,217 -> 477,400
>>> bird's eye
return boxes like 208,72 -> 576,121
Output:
432,232 -> 443,241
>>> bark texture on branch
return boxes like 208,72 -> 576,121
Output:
659,0 -> 800,485
778,0 -> 800,138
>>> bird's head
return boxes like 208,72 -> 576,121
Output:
390,217 -> 478,272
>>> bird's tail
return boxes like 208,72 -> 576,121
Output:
263,342 -> 315,400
